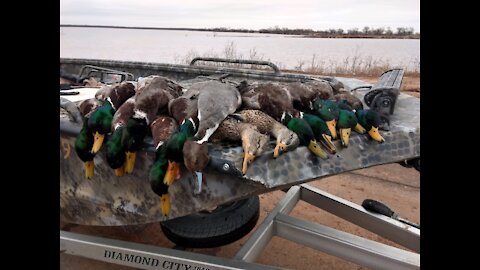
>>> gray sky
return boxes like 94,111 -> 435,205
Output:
60,0 -> 420,32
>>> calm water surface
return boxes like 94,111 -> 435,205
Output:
60,27 -> 420,71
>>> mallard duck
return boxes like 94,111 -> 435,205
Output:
149,115 -> 179,217
355,109 -> 385,143
74,98 -> 102,179
312,99 -> 339,139
149,146 -> 172,217
164,80 -> 241,190
125,77 -> 183,173
281,112 -> 328,159
210,116 -> 270,175
105,97 -> 136,176
285,80 -> 334,111
192,80 -> 242,143
239,82 -> 300,121
301,113 -> 336,154
75,120 -> 95,179
336,109 -> 360,147
163,118 -> 197,185
334,93 -> 364,111
88,82 -> 136,153
234,109 -> 299,158
183,140 -> 210,193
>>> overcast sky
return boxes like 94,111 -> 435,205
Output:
60,0 -> 420,32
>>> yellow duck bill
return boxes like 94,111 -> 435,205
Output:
308,140 -> 329,159
85,160 -> 94,179
340,128 -> 352,147
242,152 -> 256,175
326,120 -> 337,139
368,127 -> 385,143
160,194 -> 170,217
114,165 -> 125,177
91,132 -> 105,154
354,123 -> 366,134
273,143 -> 288,158
125,151 -> 137,174
164,161 -> 181,185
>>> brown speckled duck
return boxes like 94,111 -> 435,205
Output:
210,117 -> 270,175
239,81 -> 299,121
235,110 -> 299,158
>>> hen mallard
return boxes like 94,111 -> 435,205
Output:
234,109 -> 299,158
210,116 -> 269,175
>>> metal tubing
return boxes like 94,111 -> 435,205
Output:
300,184 -> 420,252
61,230 -> 282,270
275,214 -> 420,270
234,186 -> 301,262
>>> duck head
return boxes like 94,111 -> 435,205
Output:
282,112 -> 328,159
163,118 -> 197,185
312,99 -> 339,139
240,128 -> 269,175
74,120 -> 95,179
356,110 -> 385,143
149,146 -> 171,217
122,117 -> 149,173
87,99 -> 115,153
301,113 -> 336,154
183,140 -> 209,194
337,110 -> 359,147
106,127 -> 126,176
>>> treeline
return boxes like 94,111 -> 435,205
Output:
258,26 -> 419,38
60,25 -> 419,39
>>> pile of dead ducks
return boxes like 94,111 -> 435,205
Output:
74,76 -> 385,216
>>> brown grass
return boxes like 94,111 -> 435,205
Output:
176,42 -> 420,97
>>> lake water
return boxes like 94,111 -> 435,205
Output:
60,27 -> 420,72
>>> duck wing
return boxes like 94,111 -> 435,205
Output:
194,81 -> 242,143
78,98 -> 102,118
111,97 -> 135,131
150,116 -> 179,148
108,82 -> 136,110
134,77 -> 181,124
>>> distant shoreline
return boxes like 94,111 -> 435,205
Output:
60,24 -> 420,40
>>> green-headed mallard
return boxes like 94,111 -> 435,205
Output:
210,116 -> 269,175
301,113 -> 336,154
88,82 -> 136,153
355,109 -> 385,143
149,146 -> 172,217
149,115 -> 179,217
74,98 -> 102,179
281,112 -> 328,159
106,97 -> 136,176
312,99 -> 339,140
163,118 -> 197,185
234,109 -> 299,158
126,77 -> 183,173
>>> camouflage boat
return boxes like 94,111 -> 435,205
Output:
60,58 -> 419,226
